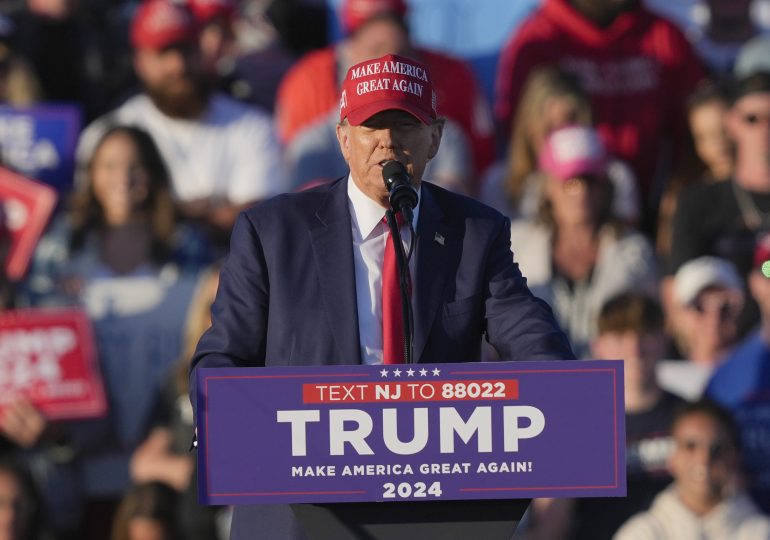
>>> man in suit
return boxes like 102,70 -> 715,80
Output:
191,53 -> 574,539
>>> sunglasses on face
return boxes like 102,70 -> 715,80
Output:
689,297 -> 741,320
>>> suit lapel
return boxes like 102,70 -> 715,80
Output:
310,179 -> 362,365
413,184 -> 453,363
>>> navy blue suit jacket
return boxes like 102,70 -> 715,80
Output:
191,177 -> 574,539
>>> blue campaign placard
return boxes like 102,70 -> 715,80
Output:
196,360 -> 625,505
0,104 -> 82,193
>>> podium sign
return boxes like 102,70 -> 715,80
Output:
0,308 -> 107,420
197,360 -> 625,505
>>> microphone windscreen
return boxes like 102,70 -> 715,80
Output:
382,160 -> 409,184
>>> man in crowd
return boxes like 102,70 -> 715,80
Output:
528,292 -> 683,539
706,232 -> 770,513
615,400 -> 770,539
668,71 -> 770,337
191,52 -> 574,540
77,0 -> 286,238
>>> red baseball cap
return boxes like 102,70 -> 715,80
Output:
339,53 -> 437,125
187,0 -> 236,24
754,232 -> 770,269
131,0 -> 197,50
340,0 -> 408,34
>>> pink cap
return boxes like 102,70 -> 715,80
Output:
340,0 -> 408,34
131,0 -> 197,50
187,0 -> 235,24
340,53 -> 437,125
538,125 -> 608,181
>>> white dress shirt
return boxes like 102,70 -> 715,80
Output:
347,174 -> 419,365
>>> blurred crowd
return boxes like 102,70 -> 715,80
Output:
0,0 -> 769,539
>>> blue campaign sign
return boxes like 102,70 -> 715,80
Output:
0,105 -> 82,193
196,360 -> 626,505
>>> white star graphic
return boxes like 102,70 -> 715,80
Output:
406,368 -> 415,377
432,368 -> 441,376
393,368 -> 402,377
380,369 -> 388,378
419,368 -> 428,376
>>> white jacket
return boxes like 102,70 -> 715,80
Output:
614,486 -> 770,540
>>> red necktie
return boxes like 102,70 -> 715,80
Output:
382,214 -> 408,364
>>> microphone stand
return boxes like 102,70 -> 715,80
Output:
385,208 -> 414,364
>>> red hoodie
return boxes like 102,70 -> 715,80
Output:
494,0 -> 704,199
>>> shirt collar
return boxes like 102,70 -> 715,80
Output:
347,173 -> 420,240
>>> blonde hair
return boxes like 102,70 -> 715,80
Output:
0,44 -> 42,105
504,67 -> 592,206
175,262 -> 222,396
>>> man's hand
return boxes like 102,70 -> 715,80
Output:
0,397 -> 47,448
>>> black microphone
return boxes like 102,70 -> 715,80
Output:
382,160 -> 418,224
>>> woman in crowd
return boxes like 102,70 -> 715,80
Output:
19,125 -> 211,539
110,482 -> 179,540
509,125 -> 658,357
481,66 -> 639,226
0,455 -> 49,540
657,81 -> 734,257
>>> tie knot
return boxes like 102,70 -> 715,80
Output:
382,212 -> 406,228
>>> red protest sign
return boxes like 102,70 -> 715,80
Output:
0,167 -> 57,281
0,308 -> 107,420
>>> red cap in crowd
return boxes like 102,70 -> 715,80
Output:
339,53 -> 437,126
340,0 -> 408,34
754,233 -> 770,272
187,0 -> 236,24
131,0 -> 198,50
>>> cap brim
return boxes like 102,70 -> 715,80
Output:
132,31 -> 197,50
345,101 -> 433,126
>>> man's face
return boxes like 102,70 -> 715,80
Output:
134,43 -> 208,118
336,109 -> 443,207
679,286 -> 741,360
592,330 -> 665,392
727,91 -> 770,167
668,412 -> 737,510
347,17 -> 410,66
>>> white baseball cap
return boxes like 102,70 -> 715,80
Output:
674,256 -> 743,306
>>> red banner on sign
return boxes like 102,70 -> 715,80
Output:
0,308 -> 107,420
0,167 -> 57,281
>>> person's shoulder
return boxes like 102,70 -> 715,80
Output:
613,509 -> 661,540
243,178 -> 341,223
637,4 -> 692,39
706,332 -> 769,404
208,93 -> 273,125
280,46 -> 336,84
507,3 -> 553,44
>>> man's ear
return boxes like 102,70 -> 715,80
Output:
427,118 -> 445,160
336,121 -> 351,163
